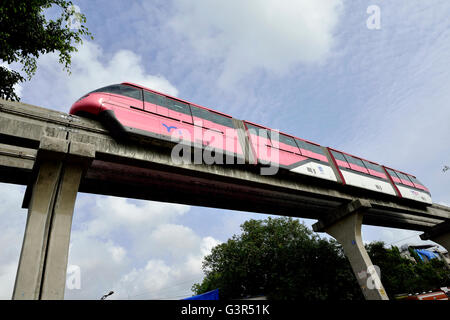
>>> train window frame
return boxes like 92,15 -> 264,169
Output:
363,160 -> 385,174
296,139 -> 325,156
191,105 -> 234,128
166,98 -> 192,116
330,150 -> 347,163
396,172 -> 414,185
119,85 -> 143,101
408,175 -> 423,186
89,84 -> 121,94
271,133 -> 299,153
91,84 -> 143,101
245,123 -> 272,140
386,168 -> 401,181
343,154 -> 369,173
143,90 -> 166,107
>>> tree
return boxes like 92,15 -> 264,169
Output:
366,241 -> 450,298
0,0 -> 92,101
192,217 -> 364,300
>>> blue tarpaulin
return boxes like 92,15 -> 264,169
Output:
183,289 -> 219,300
415,249 -> 440,261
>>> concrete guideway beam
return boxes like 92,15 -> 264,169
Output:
12,136 -> 95,300
420,221 -> 450,253
1,98 -> 450,230
313,199 -> 390,300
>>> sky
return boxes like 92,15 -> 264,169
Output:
1,0 -> 450,300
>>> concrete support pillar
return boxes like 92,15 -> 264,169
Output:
313,200 -> 389,300
12,137 -> 94,300
420,221 -> 450,262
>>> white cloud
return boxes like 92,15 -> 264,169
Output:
0,183 -> 27,300
109,235 -> 221,300
64,195 -> 222,300
169,0 -> 343,86
23,41 -> 178,111
82,196 -> 190,238
148,224 -> 200,257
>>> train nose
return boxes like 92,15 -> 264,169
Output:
69,93 -> 105,116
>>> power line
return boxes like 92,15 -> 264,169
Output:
387,232 -> 423,246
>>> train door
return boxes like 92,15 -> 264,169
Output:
244,122 -> 276,164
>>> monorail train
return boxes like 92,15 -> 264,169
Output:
70,82 -> 432,205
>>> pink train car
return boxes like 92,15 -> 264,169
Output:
70,82 -> 432,205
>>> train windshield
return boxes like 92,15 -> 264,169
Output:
90,84 -> 142,100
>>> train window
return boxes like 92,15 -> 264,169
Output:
118,85 -> 143,100
274,134 -> 298,148
91,84 -> 142,100
343,154 -> 369,173
386,168 -> 400,180
330,150 -> 347,162
408,175 -> 423,185
245,123 -> 271,139
396,172 -> 413,184
191,106 -> 234,128
363,160 -> 385,173
166,98 -> 191,116
296,139 -> 324,155
144,90 -> 166,106
90,84 -> 122,94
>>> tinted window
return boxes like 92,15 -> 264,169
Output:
245,123 -> 271,139
296,139 -> 324,155
90,84 -> 119,93
397,172 -> 412,184
275,134 -> 298,147
91,84 -> 142,100
363,160 -> 384,173
343,154 -> 365,168
120,85 -> 142,100
386,169 -> 400,180
331,150 -> 347,162
144,90 -> 166,106
191,106 -> 234,127
166,98 -> 191,115
90,84 -> 122,94
408,175 -> 423,185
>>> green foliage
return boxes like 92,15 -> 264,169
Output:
366,241 -> 450,298
192,217 -> 363,300
0,0 -> 93,101
192,218 -> 450,300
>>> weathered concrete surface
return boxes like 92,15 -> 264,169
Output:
315,200 -> 390,300
12,138 -> 67,300
12,135 -> 94,300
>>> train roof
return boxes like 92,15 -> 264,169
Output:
122,82 -> 233,118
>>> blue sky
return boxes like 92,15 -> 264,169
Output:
1,0 -> 449,299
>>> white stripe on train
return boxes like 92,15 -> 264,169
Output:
340,170 -> 397,196
396,185 -> 432,204
289,162 -> 338,182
